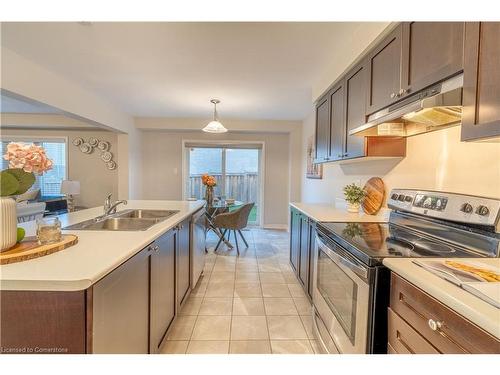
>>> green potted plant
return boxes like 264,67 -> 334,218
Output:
343,183 -> 366,213
1,142 -> 53,251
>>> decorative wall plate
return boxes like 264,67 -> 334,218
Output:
72,137 -> 83,146
97,140 -> 110,151
79,143 -> 93,154
88,137 -> 99,147
101,151 -> 113,162
106,161 -> 117,170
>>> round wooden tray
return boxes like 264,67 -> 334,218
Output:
0,234 -> 78,265
362,177 -> 385,215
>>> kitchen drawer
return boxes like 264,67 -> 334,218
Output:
388,307 -> 439,354
390,274 -> 500,354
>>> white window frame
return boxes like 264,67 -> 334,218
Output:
182,139 -> 265,227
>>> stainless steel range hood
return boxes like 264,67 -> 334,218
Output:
350,74 -> 463,137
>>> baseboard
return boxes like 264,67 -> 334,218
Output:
262,224 -> 289,231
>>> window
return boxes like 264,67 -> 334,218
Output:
0,137 -> 67,196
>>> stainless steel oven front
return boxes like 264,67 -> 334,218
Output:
312,233 -> 371,354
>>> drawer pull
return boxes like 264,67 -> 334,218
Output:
428,319 -> 443,331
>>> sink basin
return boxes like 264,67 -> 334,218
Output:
116,209 -> 179,220
62,209 -> 180,231
81,217 -> 159,231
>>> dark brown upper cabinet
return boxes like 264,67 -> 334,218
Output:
401,22 -> 465,96
344,61 -> 368,159
461,22 -> 500,141
329,82 -> 345,161
366,25 -> 403,114
315,95 -> 330,162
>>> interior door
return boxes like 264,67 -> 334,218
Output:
366,25 -> 403,114
401,22 -> 464,96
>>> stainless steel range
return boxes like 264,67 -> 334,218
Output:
312,189 -> 500,354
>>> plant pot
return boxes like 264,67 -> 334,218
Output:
347,202 -> 360,213
0,197 -> 17,252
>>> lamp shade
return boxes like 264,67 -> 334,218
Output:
60,180 -> 80,195
202,120 -> 228,133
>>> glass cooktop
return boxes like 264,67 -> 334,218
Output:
317,221 -> 480,267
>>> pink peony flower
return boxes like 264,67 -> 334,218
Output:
3,142 -> 53,175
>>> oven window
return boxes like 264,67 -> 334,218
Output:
317,247 -> 357,343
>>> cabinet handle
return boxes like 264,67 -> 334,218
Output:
344,153 -> 349,157
390,93 -> 396,99
427,318 -> 443,331
153,245 -> 159,252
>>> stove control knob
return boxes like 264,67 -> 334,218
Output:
405,196 -> 413,203
398,195 -> 406,202
391,193 -> 399,201
476,205 -> 489,216
461,203 -> 473,214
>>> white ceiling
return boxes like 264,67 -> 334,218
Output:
1,22 -> 386,121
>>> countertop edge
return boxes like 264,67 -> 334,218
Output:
383,258 -> 500,340
289,202 -> 390,223
0,201 -> 206,292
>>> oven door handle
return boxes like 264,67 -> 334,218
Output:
316,235 -> 369,281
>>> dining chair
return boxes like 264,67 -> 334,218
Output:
212,203 -> 254,255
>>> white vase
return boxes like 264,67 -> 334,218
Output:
347,202 -> 360,213
0,197 -> 17,252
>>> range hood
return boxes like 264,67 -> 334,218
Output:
350,74 -> 463,137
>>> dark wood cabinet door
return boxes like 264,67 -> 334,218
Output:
315,95 -> 330,162
177,219 -> 190,308
344,61 -> 368,159
329,83 -> 345,161
462,22 -> 500,141
366,25 -> 403,114
289,210 -> 300,272
307,223 -> 316,298
150,229 -> 176,353
401,22 -> 464,96
298,215 -> 310,289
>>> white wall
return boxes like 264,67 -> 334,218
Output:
141,130 -> 293,228
1,128 -> 119,208
301,110 -> 500,205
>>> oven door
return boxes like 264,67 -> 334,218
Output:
312,233 -> 371,354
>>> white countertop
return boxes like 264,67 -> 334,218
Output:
290,202 -> 390,222
383,258 -> 500,339
0,200 -> 205,292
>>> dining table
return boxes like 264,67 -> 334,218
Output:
205,200 -> 244,250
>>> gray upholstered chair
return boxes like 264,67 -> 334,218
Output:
212,203 -> 254,254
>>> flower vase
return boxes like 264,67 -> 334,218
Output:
0,197 -> 17,252
347,202 -> 360,213
205,186 -> 214,207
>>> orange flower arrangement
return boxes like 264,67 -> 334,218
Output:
201,174 -> 217,187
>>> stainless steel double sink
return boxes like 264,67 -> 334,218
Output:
63,209 -> 180,231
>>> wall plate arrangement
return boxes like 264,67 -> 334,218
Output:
73,137 -> 117,170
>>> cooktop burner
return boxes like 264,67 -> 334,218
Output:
317,221 -> 477,266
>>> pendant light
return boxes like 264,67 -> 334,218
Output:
202,99 -> 228,133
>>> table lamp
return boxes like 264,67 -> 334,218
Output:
60,180 -> 80,212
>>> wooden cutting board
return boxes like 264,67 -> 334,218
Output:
0,234 -> 78,265
362,177 -> 385,215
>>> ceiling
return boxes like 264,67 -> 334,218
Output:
1,22 -> 386,121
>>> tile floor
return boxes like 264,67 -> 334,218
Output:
161,228 -> 320,354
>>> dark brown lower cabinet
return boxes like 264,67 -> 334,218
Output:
289,208 -> 316,299
388,273 -> 500,354
150,229 -> 176,353
176,219 -> 191,308
0,219 -> 194,354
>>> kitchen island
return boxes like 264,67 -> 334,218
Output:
0,200 -> 206,354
